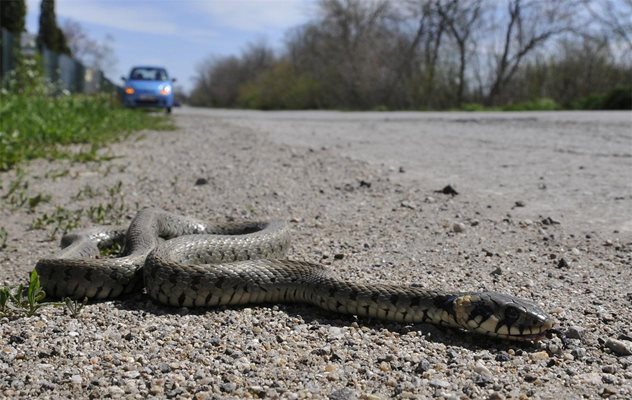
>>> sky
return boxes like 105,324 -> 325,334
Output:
25,0 -> 317,91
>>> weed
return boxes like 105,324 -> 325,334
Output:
44,168 -> 70,180
24,270 -> 46,316
0,286 -> 10,315
31,182 -> 127,240
63,297 -> 88,318
0,271 -> 90,318
72,184 -> 102,200
0,270 -> 47,317
31,206 -> 82,239
107,181 -> 123,197
1,170 -> 29,207
86,181 -> 126,225
27,193 -> 52,211
1,170 -> 51,211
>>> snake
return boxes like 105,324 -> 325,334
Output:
35,208 -> 556,341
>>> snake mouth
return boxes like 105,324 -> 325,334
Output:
487,320 -> 558,342
493,327 -> 564,343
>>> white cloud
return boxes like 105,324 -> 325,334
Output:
26,0 -> 180,35
26,0 -> 310,37
191,0 -> 314,31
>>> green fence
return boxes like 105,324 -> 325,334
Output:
1,27 -> 115,93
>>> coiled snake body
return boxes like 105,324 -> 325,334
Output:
36,208 -> 555,341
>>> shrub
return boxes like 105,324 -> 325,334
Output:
237,62 -> 322,110
571,88 -> 632,110
502,98 -> 560,111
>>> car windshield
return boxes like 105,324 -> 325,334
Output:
129,67 -> 169,81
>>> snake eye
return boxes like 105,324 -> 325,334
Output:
504,306 -> 520,323
472,303 -> 493,320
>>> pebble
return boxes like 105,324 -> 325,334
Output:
557,258 -> 570,268
490,267 -> 502,276
578,372 -> 602,385
571,347 -> 587,359
605,338 -> 632,356
123,370 -> 140,379
600,386 -> 618,397
330,388 -> 357,400
452,222 -> 466,233
566,326 -> 586,340
495,352 -> 511,362
149,379 -> 164,395
379,361 -> 391,372
400,201 -> 417,210
524,374 -> 538,383
473,361 -> 493,378
158,362 -> 170,373
601,364 -> 618,373
415,359 -> 431,373
429,380 -> 450,389
108,386 -> 125,397
529,351 -> 549,361
220,382 -> 237,393
328,327 -> 344,339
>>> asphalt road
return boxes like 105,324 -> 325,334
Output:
180,108 -> 632,238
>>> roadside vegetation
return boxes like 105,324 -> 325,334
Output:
0,59 -> 172,171
188,0 -> 631,111
0,270 -> 87,319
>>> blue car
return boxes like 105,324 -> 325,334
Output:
121,66 -> 176,113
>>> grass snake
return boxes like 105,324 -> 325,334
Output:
35,208 -> 556,341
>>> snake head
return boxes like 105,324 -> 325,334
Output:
454,292 -> 555,341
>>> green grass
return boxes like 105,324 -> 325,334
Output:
0,93 -> 174,171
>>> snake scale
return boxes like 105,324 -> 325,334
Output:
35,208 -> 555,341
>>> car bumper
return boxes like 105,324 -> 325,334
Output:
123,93 -> 173,108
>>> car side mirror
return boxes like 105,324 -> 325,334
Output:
171,77 -> 177,82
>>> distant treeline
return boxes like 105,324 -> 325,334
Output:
188,0 -> 632,111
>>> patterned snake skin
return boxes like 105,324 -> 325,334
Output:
35,208 -> 555,341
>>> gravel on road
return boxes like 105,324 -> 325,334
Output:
0,110 -> 630,399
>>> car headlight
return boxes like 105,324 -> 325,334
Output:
160,85 -> 171,95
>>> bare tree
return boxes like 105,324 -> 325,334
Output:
583,0 -> 632,60
437,0 -> 482,105
485,0 -> 576,105
382,1 -> 446,108
62,19 -> 117,75
188,0 -> 629,110
286,0 -> 398,108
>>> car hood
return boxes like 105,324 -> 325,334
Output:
126,80 -> 170,90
